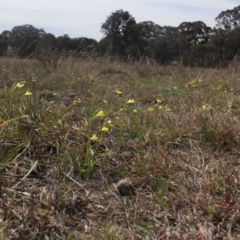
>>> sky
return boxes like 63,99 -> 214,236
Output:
1,0 -> 239,41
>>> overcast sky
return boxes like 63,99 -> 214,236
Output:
1,0 -> 239,41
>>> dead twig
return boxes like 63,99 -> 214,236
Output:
62,171 -> 91,197
12,161 -> 38,189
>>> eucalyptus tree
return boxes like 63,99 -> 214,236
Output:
149,26 -> 186,64
36,33 -> 57,52
126,21 -> 163,62
35,33 -> 58,71
101,9 -> 136,58
97,36 -> 112,56
71,37 -> 97,54
178,21 -> 211,46
9,24 -> 45,57
215,5 -> 240,31
0,30 -> 10,56
56,34 -> 71,52
214,5 -> 240,61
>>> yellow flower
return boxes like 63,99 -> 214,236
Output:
133,109 -> 138,113
114,90 -> 122,95
89,75 -> 94,80
89,134 -> 98,141
166,107 -> 171,112
94,110 -> 105,118
173,86 -> 178,90
100,127 -> 109,132
120,107 -> 127,112
73,98 -> 81,105
147,107 -> 154,112
227,101 -> 232,108
185,80 -> 197,88
107,120 -> 113,127
103,100 -> 108,104
126,99 -> 134,104
24,91 -> 32,96
156,99 -> 162,103
16,82 -> 25,88
202,104 -> 210,111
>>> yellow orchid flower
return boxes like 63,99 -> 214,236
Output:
24,91 -> 32,96
126,99 -> 134,104
89,134 -> 98,141
100,127 -> 109,132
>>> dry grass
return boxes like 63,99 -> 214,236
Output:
0,57 -> 240,239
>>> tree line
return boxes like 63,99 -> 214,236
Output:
1,5 -> 240,67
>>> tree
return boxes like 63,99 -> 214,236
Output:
150,26 -> 184,64
211,6 -> 240,65
126,21 -> 163,62
101,9 -> 136,58
97,36 -> 112,57
178,21 -> 211,46
36,33 -> 57,52
224,27 -> 240,59
0,30 -> 10,56
183,44 -> 220,67
71,37 -> 97,54
1,30 -> 11,40
56,34 -> 71,51
9,24 -> 45,57
215,5 -> 240,31
208,27 -> 240,65
35,33 -> 59,71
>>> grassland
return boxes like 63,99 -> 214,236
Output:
0,57 -> 240,239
